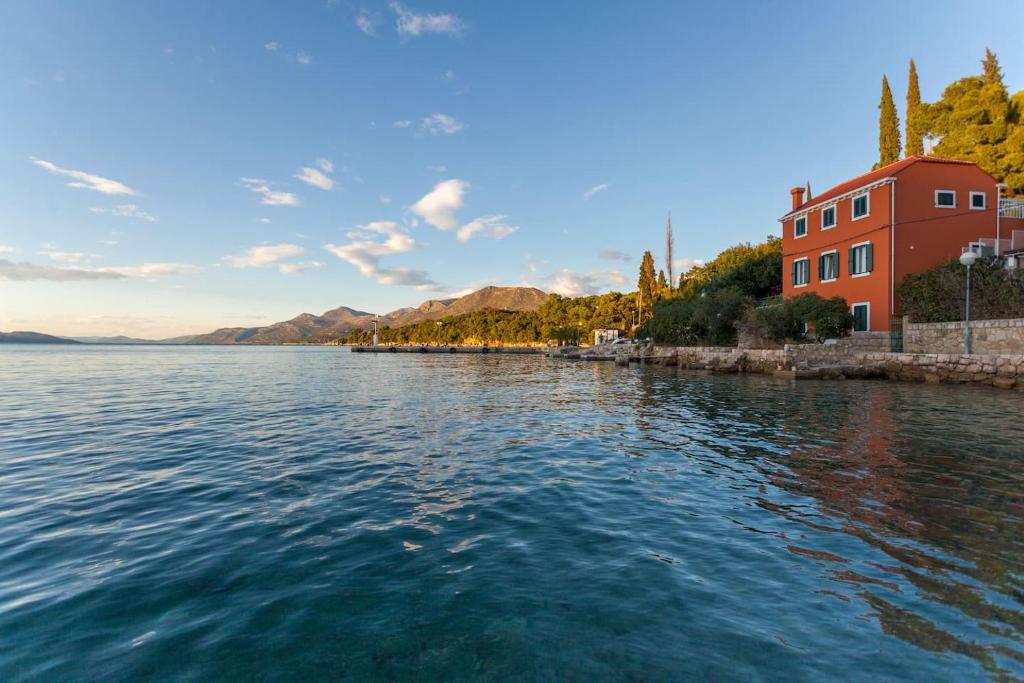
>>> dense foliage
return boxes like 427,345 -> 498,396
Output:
917,50 -> 1024,195
675,236 -> 782,300
877,75 -> 901,167
738,294 -> 854,344
898,258 -> 1024,323
905,59 -> 924,157
342,292 -> 639,346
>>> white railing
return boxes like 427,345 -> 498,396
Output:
999,198 -> 1024,219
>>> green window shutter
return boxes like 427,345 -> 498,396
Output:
866,244 -> 874,272
835,252 -> 841,277
818,255 -> 824,280
848,248 -> 855,274
791,261 -> 796,285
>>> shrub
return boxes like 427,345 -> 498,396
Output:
737,303 -> 801,344
899,257 -> 1024,323
787,293 -> 855,340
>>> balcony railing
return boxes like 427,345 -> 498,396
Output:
999,198 -> 1024,219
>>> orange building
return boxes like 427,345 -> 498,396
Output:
780,157 -> 1024,333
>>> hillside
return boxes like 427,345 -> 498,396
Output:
0,331 -> 79,344
186,287 -> 549,344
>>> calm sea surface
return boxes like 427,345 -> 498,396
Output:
1,345 -> 1023,681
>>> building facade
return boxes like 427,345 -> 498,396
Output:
780,156 -> 1023,332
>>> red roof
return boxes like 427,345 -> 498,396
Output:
783,156 -> 977,218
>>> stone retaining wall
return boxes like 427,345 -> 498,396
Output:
905,318 -> 1024,354
635,344 -> 1024,389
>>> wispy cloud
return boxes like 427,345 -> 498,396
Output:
223,243 -> 305,269
0,259 -> 195,281
240,178 -> 300,206
444,69 -> 457,81
583,183 -> 609,200
264,41 -> 312,65
528,268 -> 627,297
31,158 -> 138,196
455,215 -> 518,243
278,260 -> 323,274
411,179 -> 467,230
103,263 -> 198,278
90,204 -> 158,222
295,159 -> 335,191
39,250 -> 89,263
420,112 -> 463,135
356,11 -> 378,36
0,245 -> 16,255
390,2 -> 464,39
599,249 -> 632,262
324,221 -> 436,288
674,257 -> 704,273
393,120 -> 412,128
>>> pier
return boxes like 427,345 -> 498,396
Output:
350,345 -> 544,354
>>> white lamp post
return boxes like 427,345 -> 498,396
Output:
959,250 -> 978,353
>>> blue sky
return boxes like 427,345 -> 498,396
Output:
1,1 -> 1021,337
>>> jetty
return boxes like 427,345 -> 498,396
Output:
350,345 -> 543,354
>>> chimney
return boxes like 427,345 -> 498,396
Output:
790,186 -> 805,210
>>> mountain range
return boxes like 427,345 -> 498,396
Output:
185,286 -> 548,344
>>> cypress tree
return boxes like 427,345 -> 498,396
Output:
805,181 -> 812,201
877,75 -> 902,167
657,270 -> 668,298
905,59 -> 924,157
982,48 -> 1003,86
637,251 -> 656,319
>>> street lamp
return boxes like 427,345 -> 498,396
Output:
959,250 -> 978,353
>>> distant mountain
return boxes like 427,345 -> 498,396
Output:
0,331 -> 80,344
186,286 -> 550,345
71,335 -> 196,344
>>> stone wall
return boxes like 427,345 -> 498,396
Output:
631,343 -> 1024,389
905,318 -> 1024,354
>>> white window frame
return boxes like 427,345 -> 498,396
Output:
851,302 -> 871,333
850,241 -> 872,278
851,192 -> 870,221
793,257 -> 810,288
820,249 -> 838,283
969,191 -> 986,210
794,216 -> 807,239
820,204 -> 837,230
934,189 -> 957,208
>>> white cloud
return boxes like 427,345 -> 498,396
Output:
101,263 -> 198,278
455,214 -> 518,243
0,245 -> 18,255
420,112 -> 463,135
607,270 -> 628,286
31,158 -> 138,196
278,260 -> 323,274
356,12 -> 377,36
379,194 -> 392,204
296,51 -> 312,65
91,204 -> 158,222
39,250 -> 87,263
444,69 -> 457,81
411,179 -> 467,230
240,177 -> 300,206
259,218 -> 271,224
264,41 -> 280,52
295,166 -> 334,191
390,2 -> 464,39
223,243 -> 305,268
0,259 -> 195,281
316,158 -> 333,173
264,42 -> 312,65
393,120 -> 412,128
674,257 -> 705,273
599,249 -> 632,262
531,268 -> 628,297
583,183 -> 609,200
324,221 -> 436,288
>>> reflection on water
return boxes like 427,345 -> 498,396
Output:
0,345 -> 1021,680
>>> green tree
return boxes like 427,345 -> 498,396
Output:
922,50 -> 1024,194
877,75 -> 901,167
657,269 -> 668,298
982,48 -> 1003,85
637,250 -> 657,319
905,59 -> 924,157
